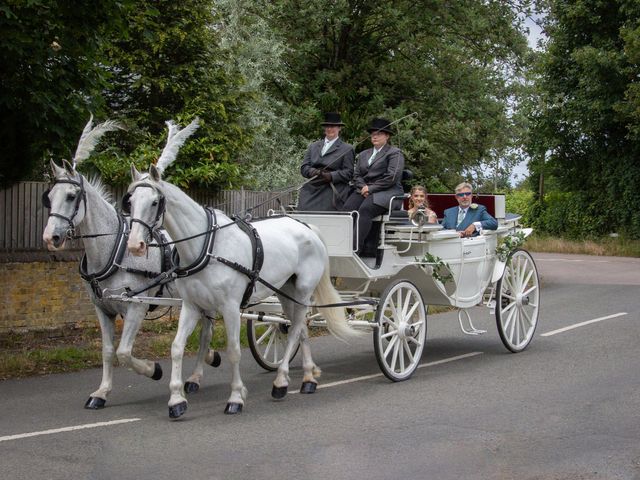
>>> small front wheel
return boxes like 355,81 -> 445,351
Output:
495,249 -> 540,352
373,280 -> 427,381
247,317 -> 299,371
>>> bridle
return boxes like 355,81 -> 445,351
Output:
42,176 -> 87,238
122,183 -> 166,244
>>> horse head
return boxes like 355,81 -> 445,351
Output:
42,116 -> 122,250
126,165 -> 165,256
42,159 -> 87,250
126,118 -> 199,257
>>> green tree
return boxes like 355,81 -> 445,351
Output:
0,0 -> 130,188
260,0 -> 532,192
527,0 -> 640,237
89,0 -> 251,189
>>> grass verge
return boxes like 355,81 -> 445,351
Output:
524,234 -> 640,257
0,316 -> 247,381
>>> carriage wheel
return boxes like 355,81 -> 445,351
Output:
495,249 -> 540,353
247,317 -> 299,371
373,280 -> 427,382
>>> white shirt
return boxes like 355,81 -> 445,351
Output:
368,147 -> 382,165
321,137 -> 338,156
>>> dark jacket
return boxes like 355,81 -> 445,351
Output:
298,138 -> 355,211
352,144 -> 404,209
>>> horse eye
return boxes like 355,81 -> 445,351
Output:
152,200 -> 158,206
67,193 -> 76,201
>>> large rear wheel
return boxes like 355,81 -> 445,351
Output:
495,249 -> 540,352
373,280 -> 427,381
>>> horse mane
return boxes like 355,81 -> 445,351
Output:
156,118 -> 200,174
86,175 -> 113,204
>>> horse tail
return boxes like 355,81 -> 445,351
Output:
309,225 -> 360,342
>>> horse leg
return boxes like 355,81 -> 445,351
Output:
85,308 -> 116,409
271,298 -> 307,400
220,305 -> 247,414
116,303 -> 162,381
184,314 -> 221,394
167,302 -> 200,419
297,303 -> 321,394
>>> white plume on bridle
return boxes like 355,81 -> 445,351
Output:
73,114 -> 123,167
155,118 -> 200,175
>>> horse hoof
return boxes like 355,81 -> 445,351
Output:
210,351 -> 222,368
224,402 -> 243,414
271,385 -> 288,400
300,382 -> 317,394
84,396 -> 106,409
151,362 -> 162,381
168,401 -> 188,419
184,381 -> 200,394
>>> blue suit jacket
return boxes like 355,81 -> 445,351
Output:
441,205 -> 498,232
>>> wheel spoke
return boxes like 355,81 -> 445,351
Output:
381,329 -> 397,339
523,284 -> 538,297
256,324 -> 275,345
263,327 -> 276,359
406,335 -> 422,347
505,307 -> 517,339
401,289 -> 412,317
390,339 -> 400,371
383,334 -> 398,358
403,339 -> 415,364
382,314 -> 398,330
522,269 -> 534,291
501,300 -> 517,314
406,301 -> 420,319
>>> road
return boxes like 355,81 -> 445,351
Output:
1,252 -> 639,480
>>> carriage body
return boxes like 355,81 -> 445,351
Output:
244,193 -> 540,380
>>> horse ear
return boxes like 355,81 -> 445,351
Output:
149,164 -> 161,182
62,159 -> 76,175
130,164 -> 142,181
50,159 -> 65,177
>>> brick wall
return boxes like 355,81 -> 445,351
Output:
0,259 -> 97,333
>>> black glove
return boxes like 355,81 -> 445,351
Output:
309,168 -> 321,178
321,171 -> 332,183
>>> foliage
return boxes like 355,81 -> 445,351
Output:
88,0 -> 251,189
526,0 -> 640,238
0,0 -> 131,188
495,231 -> 527,262
417,252 -> 453,284
216,0 -> 310,190
261,0 -> 533,191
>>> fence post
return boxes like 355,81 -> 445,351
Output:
240,186 -> 245,214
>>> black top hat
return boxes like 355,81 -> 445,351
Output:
320,112 -> 345,126
367,117 -> 394,135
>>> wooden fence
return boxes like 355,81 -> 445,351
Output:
0,182 -> 295,251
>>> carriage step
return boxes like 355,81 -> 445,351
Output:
458,309 -> 487,336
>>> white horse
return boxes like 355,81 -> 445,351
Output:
126,120 -> 356,418
42,117 -> 219,410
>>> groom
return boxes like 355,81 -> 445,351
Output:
441,182 -> 498,237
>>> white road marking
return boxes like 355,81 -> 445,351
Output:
541,312 -> 628,337
536,258 -> 609,263
290,352 -> 483,393
0,418 -> 141,443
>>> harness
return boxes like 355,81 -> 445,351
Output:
42,176 -> 87,238
124,182 -> 374,309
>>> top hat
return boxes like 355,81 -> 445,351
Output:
367,117 -> 394,135
320,112 -> 345,126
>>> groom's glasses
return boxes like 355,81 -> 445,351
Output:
456,192 -> 472,197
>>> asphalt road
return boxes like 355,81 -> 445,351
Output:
1,252 -> 639,480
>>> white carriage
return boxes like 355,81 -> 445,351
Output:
243,193 -> 540,381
